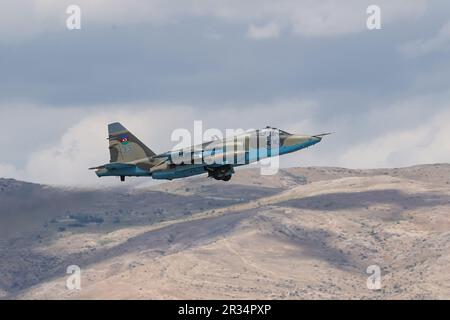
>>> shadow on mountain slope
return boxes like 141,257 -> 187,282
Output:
1,210 -> 253,296
277,190 -> 450,214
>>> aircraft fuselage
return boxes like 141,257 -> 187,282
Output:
91,124 -> 328,182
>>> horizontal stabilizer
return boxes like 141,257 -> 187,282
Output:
89,163 -> 136,170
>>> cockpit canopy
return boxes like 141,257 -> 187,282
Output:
264,126 -> 292,135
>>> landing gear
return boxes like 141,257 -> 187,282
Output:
120,176 -> 125,182
207,165 -> 234,181
212,174 -> 231,181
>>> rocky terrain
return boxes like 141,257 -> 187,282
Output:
0,164 -> 450,299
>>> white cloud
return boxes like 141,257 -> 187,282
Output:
286,0 -> 427,37
0,100 -> 318,186
246,22 -> 280,40
0,163 -> 22,180
338,108 -> 450,168
1,96 -> 449,186
399,20 -> 450,58
20,105 -> 196,186
0,0 -> 428,42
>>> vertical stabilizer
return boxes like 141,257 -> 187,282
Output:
108,122 -> 156,163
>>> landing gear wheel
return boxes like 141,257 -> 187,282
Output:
120,176 -> 125,182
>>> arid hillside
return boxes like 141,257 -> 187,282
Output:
1,164 -> 449,299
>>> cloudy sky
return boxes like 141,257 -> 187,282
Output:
1,0 -> 450,186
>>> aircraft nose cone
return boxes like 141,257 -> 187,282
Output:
283,134 -> 321,147
283,135 -> 307,147
282,133 -> 326,148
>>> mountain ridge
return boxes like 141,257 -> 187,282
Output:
1,164 -> 449,299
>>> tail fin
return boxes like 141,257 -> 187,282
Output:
108,122 -> 156,163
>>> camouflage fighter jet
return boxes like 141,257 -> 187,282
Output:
90,122 -> 329,182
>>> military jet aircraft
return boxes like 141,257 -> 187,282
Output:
90,122 -> 329,182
